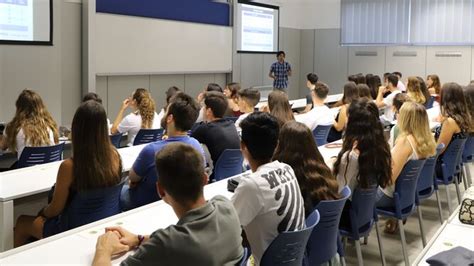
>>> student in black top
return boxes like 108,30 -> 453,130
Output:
191,92 -> 240,166
303,73 -> 319,113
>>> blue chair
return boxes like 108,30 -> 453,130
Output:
339,186 -> 386,266
305,186 -> 351,265
212,149 -> 244,182
436,137 -> 467,212
47,182 -> 124,236
416,143 -> 445,242
425,96 -> 435,109
376,159 -> 426,266
261,210 -> 320,266
18,143 -> 65,168
109,133 -> 123,148
461,135 -> 473,188
313,125 -> 332,146
133,128 -> 164,146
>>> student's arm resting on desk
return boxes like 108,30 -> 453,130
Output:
333,105 -> 347,132
42,159 -> 74,218
390,136 -> 414,184
128,144 -> 154,185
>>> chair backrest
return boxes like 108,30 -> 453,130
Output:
133,128 -> 164,146
109,133 -> 123,148
313,125 -> 332,146
425,96 -> 435,109
440,137 -> 467,179
306,186 -> 351,265
462,135 -> 473,163
344,186 -> 378,240
225,116 -> 239,123
393,159 -> 426,217
18,143 -> 65,168
261,210 -> 320,266
213,149 -> 244,182
63,182 -> 124,229
417,144 -> 445,199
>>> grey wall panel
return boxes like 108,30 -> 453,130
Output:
149,75 -> 185,111
232,53 -> 241,83
214,74 -> 227,90
426,46 -> 472,85
300,29 -> 315,98
280,28 -> 301,100
348,46 -> 386,79
184,74 -> 216,99
61,2 -> 82,125
106,75 -> 149,119
240,53 -> 264,90
385,46 -> 427,82
262,54 -> 276,88
314,29 -> 348,94
96,76 -> 108,114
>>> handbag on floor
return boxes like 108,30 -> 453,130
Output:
459,187 -> 474,225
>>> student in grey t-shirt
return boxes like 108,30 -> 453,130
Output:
93,143 -> 243,266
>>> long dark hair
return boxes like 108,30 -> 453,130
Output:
273,121 -> 339,211
417,77 -> 431,105
465,84 -> 474,124
342,82 -> 359,104
71,101 -> 122,191
268,91 -> 295,127
333,98 -> 392,189
440,83 -> 473,133
367,75 -> 382,99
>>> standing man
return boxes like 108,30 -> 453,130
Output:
269,51 -> 292,93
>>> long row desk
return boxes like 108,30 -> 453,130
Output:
0,144 -> 147,251
0,142 -> 343,265
256,93 -> 343,110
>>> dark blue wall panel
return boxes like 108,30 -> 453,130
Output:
96,0 -> 230,26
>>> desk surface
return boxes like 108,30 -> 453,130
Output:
0,144 -> 146,202
256,93 -> 343,109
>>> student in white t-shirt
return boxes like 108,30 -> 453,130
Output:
82,92 -> 112,133
231,112 -> 305,265
0,89 -> 59,162
393,71 -> 406,92
295,82 -> 333,131
195,83 -> 223,123
376,74 -> 402,123
111,88 -> 160,146
234,88 -> 261,132
157,86 -> 181,125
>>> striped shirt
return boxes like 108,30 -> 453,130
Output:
270,61 -> 292,89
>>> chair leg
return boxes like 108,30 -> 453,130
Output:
466,164 -> 473,187
374,221 -> 386,266
355,239 -> 364,266
454,174 -> 462,205
445,185 -> 453,213
398,219 -> 410,266
435,189 -> 444,224
417,206 -> 427,247
462,168 -> 468,190
363,236 -> 368,245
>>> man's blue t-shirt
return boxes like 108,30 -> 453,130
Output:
127,136 -> 206,208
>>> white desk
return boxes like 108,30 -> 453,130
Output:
255,93 -> 343,110
414,205 -> 474,265
0,144 -> 343,264
0,144 -> 146,252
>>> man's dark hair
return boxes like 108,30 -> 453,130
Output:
167,93 -> 200,131
313,82 -> 330,99
387,74 -> 399,88
206,83 -> 223,93
240,112 -> 279,163
166,86 -> 181,104
155,143 -> 204,204
204,92 -> 228,118
392,71 -> 402,78
307,73 -> 319,85
393,93 -> 410,112
276,51 -> 285,57
238,88 -> 261,107
82,92 -> 102,104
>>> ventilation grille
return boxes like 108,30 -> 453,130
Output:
393,51 -> 417,57
355,51 -> 378,56
435,52 -> 462,57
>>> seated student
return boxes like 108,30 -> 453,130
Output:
234,88 -> 261,132
273,121 -> 339,217
465,83 -> 474,117
366,74 -> 382,99
82,92 -> 112,133
332,99 -> 391,229
393,71 -> 406,92
406,77 -> 427,105
157,86 -> 181,124
427,74 -> 442,95
327,82 -> 359,142
111,88 -> 160,146
376,74 -> 402,124
196,83 -> 224,123
357,84 -> 372,99
191,92 -> 240,167
223,82 -> 243,117
231,112 -> 305,265
303,73 -> 319,113
14,101 -> 122,247
435,83 -> 473,155
416,77 -> 432,108
295,82 -> 333,131
93,143 -> 244,266
376,102 -> 436,232
266,90 -> 295,127
389,93 -> 410,147
121,93 -> 206,210
0,89 -> 59,162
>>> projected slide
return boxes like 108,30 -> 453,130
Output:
0,0 -> 33,41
